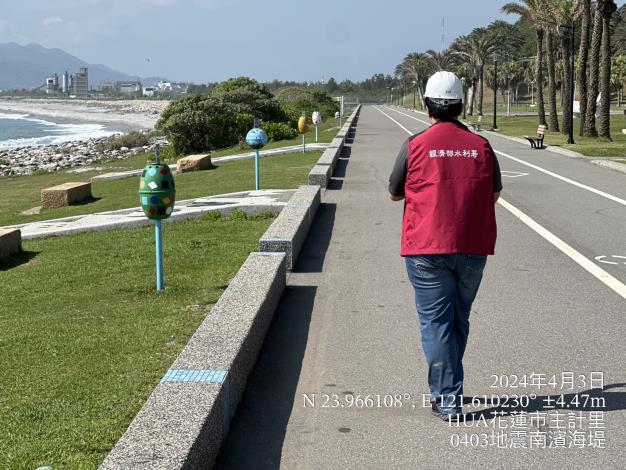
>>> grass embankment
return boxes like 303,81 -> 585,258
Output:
462,115 -> 626,158
0,150 -> 322,227
0,212 -> 274,469
0,116 -> 339,227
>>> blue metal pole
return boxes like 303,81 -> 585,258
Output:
302,134 -> 306,153
255,149 -> 260,190
315,125 -> 318,143
155,220 -> 164,291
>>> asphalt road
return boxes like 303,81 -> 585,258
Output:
215,105 -> 626,470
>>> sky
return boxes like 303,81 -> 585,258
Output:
0,0 -> 624,84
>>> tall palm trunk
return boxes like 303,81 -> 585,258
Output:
599,1 -> 617,140
546,31 -> 560,132
584,5 -> 602,137
536,28 -> 547,126
560,28 -> 574,136
478,64 -> 485,115
578,0 -> 591,136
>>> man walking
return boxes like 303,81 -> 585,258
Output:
388,71 -> 502,421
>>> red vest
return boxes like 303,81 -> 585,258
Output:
401,121 -> 497,256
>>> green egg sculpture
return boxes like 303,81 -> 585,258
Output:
139,163 -> 176,220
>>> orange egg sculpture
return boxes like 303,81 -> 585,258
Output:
298,116 -> 308,134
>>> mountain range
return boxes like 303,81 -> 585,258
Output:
0,42 -> 166,90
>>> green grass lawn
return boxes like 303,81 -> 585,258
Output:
0,150 -> 322,227
464,114 -> 626,158
0,211 -> 274,469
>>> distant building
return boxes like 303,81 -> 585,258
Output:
72,67 -> 89,97
143,86 -> 156,97
45,73 -> 60,95
98,79 -> 143,97
116,80 -> 143,96
62,71 -> 69,94
154,80 -> 187,95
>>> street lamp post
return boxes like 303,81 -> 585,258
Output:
413,81 -> 416,110
391,87 -> 394,105
492,53 -> 498,131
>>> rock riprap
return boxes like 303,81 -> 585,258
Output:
0,135 -> 167,177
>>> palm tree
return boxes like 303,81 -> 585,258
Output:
502,0 -> 547,126
546,31 -> 561,131
425,49 -> 459,71
450,28 -> 498,115
577,0 -> 592,136
544,0 -> 584,137
585,3 -> 603,136
396,52 -> 431,109
612,55 -> 626,106
599,0 -> 618,140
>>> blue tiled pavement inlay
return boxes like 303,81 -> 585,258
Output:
161,369 -> 227,383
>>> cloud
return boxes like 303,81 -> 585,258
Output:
42,16 -> 64,27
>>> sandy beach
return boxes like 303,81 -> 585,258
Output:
0,98 -> 170,132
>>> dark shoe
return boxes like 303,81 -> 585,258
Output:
431,401 -> 464,423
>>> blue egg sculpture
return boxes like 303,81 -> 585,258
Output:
246,128 -> 269,150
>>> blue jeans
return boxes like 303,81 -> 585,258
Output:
405,254 -> 487,414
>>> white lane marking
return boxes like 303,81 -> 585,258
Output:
373,106 -> 415,135
502,171 -> 530,178
596,255 -> 626,266
377,106 -> 626,300
500,199 -> 626,299
384,106 -> 626,208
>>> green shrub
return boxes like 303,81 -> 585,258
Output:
263,122 -> 297,141
203,211 -> 222,221
210,77 -> 287,123
160,144 -> 177,161
228,209 -> 248,220
275,87 -> 340,124
156,95 -> 239,154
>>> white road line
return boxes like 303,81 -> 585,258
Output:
376,105 -> 626,300
384,106 -> 626,208
373,106 -> 415,135
500,199 -> 626,299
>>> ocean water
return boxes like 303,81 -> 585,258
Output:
0,112 -> 116,148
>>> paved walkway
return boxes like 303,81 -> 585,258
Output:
9,189 -> 294,239
216,105 -> 626,469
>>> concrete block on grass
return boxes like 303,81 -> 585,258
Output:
100,252 -> 287,470
0,228 -> 21,260
41,182 -> 92,209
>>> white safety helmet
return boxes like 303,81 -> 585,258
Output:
424,71 -> 464,105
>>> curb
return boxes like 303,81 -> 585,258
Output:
308,105 -> 362,189
99,252 -> 287,470
590,159 -> 626,174
259,185 -> 321,270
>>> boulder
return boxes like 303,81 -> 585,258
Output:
177,154 -> 213,173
